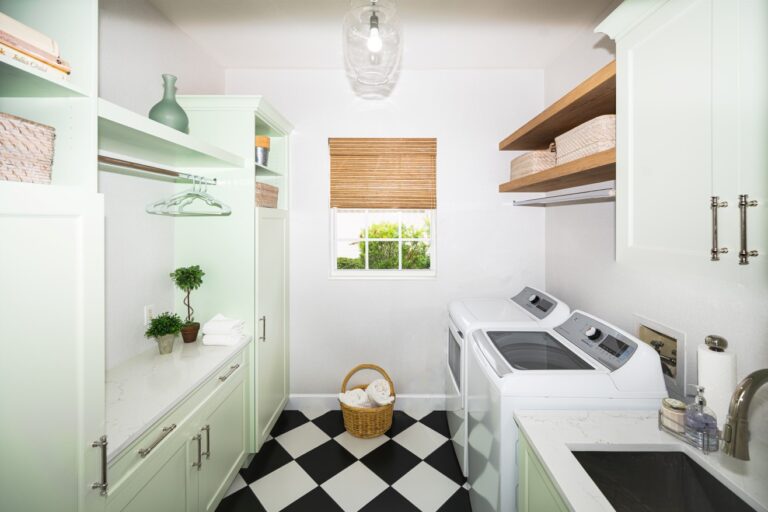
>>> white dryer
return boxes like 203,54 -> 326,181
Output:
446,287 -> 570,476
466,310 -> 667,512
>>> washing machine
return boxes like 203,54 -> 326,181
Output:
466,310 -> 667,512
446,286 -> 570,476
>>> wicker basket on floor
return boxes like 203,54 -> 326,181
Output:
339,364 -> 395,439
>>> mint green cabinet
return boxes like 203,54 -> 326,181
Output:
118,444 -> 192,512
517,433 -> 569,512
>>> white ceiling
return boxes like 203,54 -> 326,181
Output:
147,0 -> 617,70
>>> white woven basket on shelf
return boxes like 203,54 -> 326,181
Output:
509,146 -> 556,180
0,112 -> 55,184
256,182 -> 279,208
555,114 -> 615,165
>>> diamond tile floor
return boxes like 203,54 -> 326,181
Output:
217,409 -> 472,512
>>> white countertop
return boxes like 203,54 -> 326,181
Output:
106,337 -> 251,461
515,410 -> 768,512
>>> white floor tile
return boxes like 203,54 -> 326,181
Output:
223,473 -> 246,497
333,430 -> 388,459
392,462 -> 460,512
393,422 -> 447,459
276,421 -> 331,458
300,407 -> 330,421
401,403 -> 434,421
249,461 -> 317,512
322,461 -> 388,512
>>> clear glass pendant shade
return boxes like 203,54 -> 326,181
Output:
343,0 -> 402,89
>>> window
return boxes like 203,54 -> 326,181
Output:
329,138 -> 437,277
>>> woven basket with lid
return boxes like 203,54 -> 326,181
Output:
339,364 -> 395,439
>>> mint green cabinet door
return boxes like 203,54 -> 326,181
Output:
0,187 -> 105,512
199,377 -> 247,512
517,434 -> 569,512
117,443 -> 192,512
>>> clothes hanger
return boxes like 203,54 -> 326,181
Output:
146,176 -> 232,217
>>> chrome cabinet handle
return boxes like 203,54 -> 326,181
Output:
219,363 -> 240,382
192,433 -> 202,470
138,424 -> 176,458
738,194 -> 759,265
259,315 -> 267,342
201,425 -> 211,459
711,196 -> 729,261
91,435 -> 108,496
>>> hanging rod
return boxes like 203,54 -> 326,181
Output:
513,186 -> 615,207
97,154 -> 217,186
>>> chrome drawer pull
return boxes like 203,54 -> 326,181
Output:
192,433 -> 203,470
201,425 -> 211,459
259,315 -> 267,342
219,363 -> 240,382
738,194 -> 759,265
710,196 -> 729,261
138,424 -> 177,458
91,435 -> 108,496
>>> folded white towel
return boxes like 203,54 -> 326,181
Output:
339,388 -> 373,408
366,379 -> 394,406
202,314 -> 245,335
202,333 -> 244,346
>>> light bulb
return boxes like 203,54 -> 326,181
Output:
367,10 -> 382,53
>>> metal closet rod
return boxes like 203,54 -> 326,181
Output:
97,155 -> 217,186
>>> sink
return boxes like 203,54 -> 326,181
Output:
573,451 -> 755,512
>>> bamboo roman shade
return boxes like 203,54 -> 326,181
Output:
329,138 -> 437,209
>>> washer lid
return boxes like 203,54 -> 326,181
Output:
485,331 -> 595,372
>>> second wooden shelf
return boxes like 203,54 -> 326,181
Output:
499,149 -> 615,192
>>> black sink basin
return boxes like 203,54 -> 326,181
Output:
573,451 -> 755,512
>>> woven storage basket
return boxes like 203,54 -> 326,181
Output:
255,182 -> 278,208
555,114 -> 615,165
0,112 -> 55,184
509,145 -> 556,180
339,364 -> 395,439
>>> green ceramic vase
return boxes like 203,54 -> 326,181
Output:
148,74 -> 189,134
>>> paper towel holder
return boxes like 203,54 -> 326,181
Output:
705,335 -> 728,352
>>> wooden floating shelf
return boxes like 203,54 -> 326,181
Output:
499,149 -> 616,192
0,52 -> 87,98
499,61 -> 616,151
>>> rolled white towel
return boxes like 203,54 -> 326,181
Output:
202,333 -> 244,346
366,379 -> 394,406
339,388 -> 373,408
203,314 -> 245,335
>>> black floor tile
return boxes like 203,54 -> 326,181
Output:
281,487 -> 343,512
359,487 -> 420,512
424,441 -> 466,485
240,439 -> 293,484
360,440 -> 421,485
270,410 -> 310,437
386,410 -> 417,437
420,410 -> 451,438
216,488 -> 266,512
296,440 -> 357,485
437,488 -> 472,512
312,410 -> 347,438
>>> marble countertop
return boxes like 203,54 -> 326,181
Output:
515,410 -> 767,512
106,337 -> 251,461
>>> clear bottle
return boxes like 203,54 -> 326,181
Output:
684,386 -> 719,452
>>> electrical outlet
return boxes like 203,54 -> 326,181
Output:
144,305 -> 155,326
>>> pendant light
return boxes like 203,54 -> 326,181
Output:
343,0 -> 402,92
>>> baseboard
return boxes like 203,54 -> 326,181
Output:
288,393 -> 447,417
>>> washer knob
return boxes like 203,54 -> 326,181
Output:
528,294 -> 540,304
585,327 -> 602,340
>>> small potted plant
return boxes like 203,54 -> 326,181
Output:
145,312 -> 183,355
170,265 -> 205,342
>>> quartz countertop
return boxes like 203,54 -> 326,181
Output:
514,410 -> 768,512
106,337 -> 251,461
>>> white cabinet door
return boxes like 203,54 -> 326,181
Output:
0,185 -> 105,511
255,208 -> 289,449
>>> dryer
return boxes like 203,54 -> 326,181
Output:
446,286 -> 570,476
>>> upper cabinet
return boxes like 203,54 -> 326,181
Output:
598,0 -> 766,279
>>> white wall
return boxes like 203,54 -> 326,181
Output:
543,23 -> 768,442
227,68 -> 546,396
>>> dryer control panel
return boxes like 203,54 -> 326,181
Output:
554,313 -> 638,371
511,287 -> 559,320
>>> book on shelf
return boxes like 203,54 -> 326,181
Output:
0,30 -> 70,73
0,12 -> 59,57
0,43 -> 70,80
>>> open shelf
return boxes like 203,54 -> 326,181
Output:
98,98 -> 244,169
499,61 -> 616,151
0,52 -> 86,97
499,149 -> 615,192
255,162 -> 282,176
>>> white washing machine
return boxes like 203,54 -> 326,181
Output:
466,310 -> 667,512
446,287 -> 570,477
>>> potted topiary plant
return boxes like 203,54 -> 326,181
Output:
145,312 -> 183,355
170,265 -> 205,342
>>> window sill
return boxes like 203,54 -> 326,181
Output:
329,270 -> 436,280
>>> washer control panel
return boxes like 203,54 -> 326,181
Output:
511,287 -> 559,320
554,313 -> 638,371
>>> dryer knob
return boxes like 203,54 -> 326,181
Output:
585,327 -> 602,340
528,294 -> 540,304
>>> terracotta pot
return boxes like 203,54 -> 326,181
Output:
181,322 -> 200,343
156,334 -> 176,355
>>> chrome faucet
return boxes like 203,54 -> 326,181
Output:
722,368 -> 768,460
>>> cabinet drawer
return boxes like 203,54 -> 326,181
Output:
107,349 -> 247,504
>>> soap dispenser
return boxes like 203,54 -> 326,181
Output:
684,386 -> 719,452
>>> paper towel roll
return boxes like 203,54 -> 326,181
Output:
698,344 -> 736,426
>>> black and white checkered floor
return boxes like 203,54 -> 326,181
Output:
217,409 -> 472,512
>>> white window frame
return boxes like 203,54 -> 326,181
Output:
330,208 -> 436,279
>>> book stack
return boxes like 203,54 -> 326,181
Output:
0,12 -> 71,80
